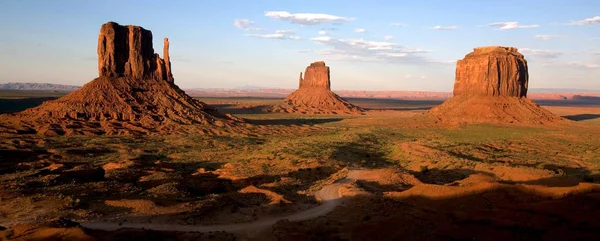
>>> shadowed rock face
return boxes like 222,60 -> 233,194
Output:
299,61 -> 331,89
454,46 -> 528,97
97,22 -> 173,81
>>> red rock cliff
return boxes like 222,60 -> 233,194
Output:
97,22 -> 173,81
299,61 -> 331,89
453,46 -> 528,97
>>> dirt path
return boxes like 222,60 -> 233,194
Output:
81,170 -> 359,235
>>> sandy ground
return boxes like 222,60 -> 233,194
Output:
1,96 -> 600,240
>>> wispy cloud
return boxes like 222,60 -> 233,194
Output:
297,50 -> 312,53
354,28 -> 366,33
431,25 -> 458,30
520,48 -> 564,59
275,30 -> 295,35
568,61 -> 599,68
264,11 -> 354,25
318,30 -> 329,35
567,16 -> 600,26
384,35 -> 393,40
403,75 -> 428,79
309,36 -> 439,64
534,34 -> 567,40
245,32 -> 300,40
234,19 -> 266,31
234,19 -> 253,29
390,23 -> 408,27
246,28 -> 266,31
487,22 -> 539,30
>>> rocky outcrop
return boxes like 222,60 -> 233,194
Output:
269,61 -> 363,115
164,38 -> 174,82
299,61 -> 330,89
454,46 -> 528,97
0,21 -> 244,136
426,46 -> 564,127
97,22 -> 173,81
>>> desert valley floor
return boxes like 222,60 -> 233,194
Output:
1,94 -> 600,240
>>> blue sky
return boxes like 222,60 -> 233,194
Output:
0,0 -> 599,91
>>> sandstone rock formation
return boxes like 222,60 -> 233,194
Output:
300,61 -> 330,89
269,61 -> 363,115
426,46 -> 564,127
454,46 -> 528,97
97,22 -> 173,81
0,22 -> 242,135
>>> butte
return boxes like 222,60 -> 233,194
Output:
0,22 -> 242,135
269,61 -> 363,115
426,46 -> 565,126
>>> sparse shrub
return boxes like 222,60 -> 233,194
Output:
261,163 -> 270,174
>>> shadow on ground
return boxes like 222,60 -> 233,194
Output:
249,118 -> 343,126
562,114 -> 600,121
0,97 -> 57,113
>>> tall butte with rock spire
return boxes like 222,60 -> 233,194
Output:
426,46 -> 564,126
0,22 -> 242,135
269,61 -> 363,115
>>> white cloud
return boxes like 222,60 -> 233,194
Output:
534,34 -> 567,40
264,11 -> 354,25
390,23 -> 407,27
246,33 -> 300,40
403,74 -> 428,79
432,25 -> 458,30
234,19 -> 254,29
354,28 -> 366,33
318,30 -> 329,35
308,36 -> 440,64
568,16 -> 600,26
568,61 -> 599,68
487,22 -> 539,30
520,48 -> 564,59
246,28 -> 266,31
245,33 -> 286,39
380,52 -> 407,57
297,50 -> 312,53
275,30 -> 295,35
311,36 -> 333,42
384,35 -> 393,40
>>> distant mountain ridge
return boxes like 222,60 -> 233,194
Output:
2,83 -> 600,101
0,82 -> 80,91
529,88 -> 600,93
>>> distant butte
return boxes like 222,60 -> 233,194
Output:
268,61 -> 363,115
425,46 -> 565,126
